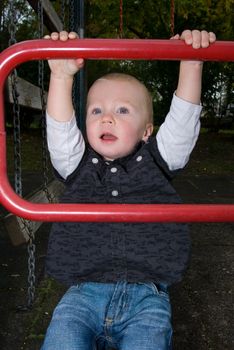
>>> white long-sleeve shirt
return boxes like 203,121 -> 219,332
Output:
46,93 -> 202,179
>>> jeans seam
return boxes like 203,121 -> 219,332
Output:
151,282 -> 170,300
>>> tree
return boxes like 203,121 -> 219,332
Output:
1,0 -> 233,129
174,0 -> 234,129
86,0 -> 234,127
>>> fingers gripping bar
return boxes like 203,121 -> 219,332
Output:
0,39 -> 234,222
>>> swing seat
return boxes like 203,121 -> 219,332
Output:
6,76 -> 48,110
3,179 -> 64,245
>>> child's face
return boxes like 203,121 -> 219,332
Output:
86,78 -> 153,160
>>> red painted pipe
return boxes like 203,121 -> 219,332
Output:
0,39 -> 234,222
1,39 -> 234,130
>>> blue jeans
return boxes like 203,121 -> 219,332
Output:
41,281 -> 172,350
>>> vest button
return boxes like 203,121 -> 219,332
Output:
111,190 -> 119,197
136,155 -> 143,162
92,158 -> 99,164
110,167 -> 117,173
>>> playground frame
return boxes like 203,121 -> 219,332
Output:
0,38 -> 234,223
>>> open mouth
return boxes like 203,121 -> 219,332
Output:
100,133 -> 117,141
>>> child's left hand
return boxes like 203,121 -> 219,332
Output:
171,29 -> 216,48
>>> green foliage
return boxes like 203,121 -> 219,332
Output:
175,0 -> 234,39
86,0 -> 171,39
85,0 -> 234,126
0,0 -> 38,50
1,0 -> 233,128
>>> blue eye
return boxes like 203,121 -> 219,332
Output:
91,107 -> 102,115
117,106 -> 129,114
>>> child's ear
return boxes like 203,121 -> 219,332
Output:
142,123 -> 154,142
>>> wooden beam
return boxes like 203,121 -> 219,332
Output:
27,0 -> 63,32
3,180 -> 64,246
6,76 -> 47,110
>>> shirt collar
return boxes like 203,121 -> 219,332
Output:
87,140 -> 147,166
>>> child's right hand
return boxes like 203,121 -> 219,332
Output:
44,31 -> 84,78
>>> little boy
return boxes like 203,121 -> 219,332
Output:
41,30 -> 216,350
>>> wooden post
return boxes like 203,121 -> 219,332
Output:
27,0 -> 63,32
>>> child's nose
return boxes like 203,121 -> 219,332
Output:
101,113 -> 114,123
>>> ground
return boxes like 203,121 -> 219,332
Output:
0,131 -> 233,350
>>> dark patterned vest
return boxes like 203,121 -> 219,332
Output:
46,137 -> 190,286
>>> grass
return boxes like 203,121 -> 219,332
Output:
20,278 -> 66,349
184,129 -> 234,176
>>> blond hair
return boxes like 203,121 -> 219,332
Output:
89,73 -> 153,123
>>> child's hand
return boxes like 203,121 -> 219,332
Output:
44,31 -> 84,78
173,30 -> 216,103
171,30 -> 216,49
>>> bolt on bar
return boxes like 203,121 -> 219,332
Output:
0,39 -> 234,222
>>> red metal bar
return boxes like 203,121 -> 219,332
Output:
0,39 -> 234,222
0,39 -> 234,73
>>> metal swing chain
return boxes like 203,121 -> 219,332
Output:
69,0 -> 78,115
8,0 -> 22,197
69,0 -> 75,33
170,0 -> 175,37
25,219 -> 36,309
68,0 -> 86,131
119,0 -> 123,38
60,0 -> 67,29
38,1 -> 54,204
8,0 -> 36,309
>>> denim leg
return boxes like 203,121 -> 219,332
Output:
41,282 -> 172,350
41,285 -> 100,350
110,283 -> 172,350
